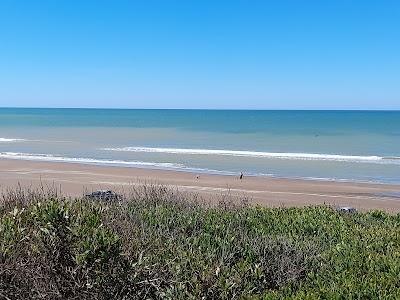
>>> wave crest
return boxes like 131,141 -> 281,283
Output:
0,138 -> 26,142
0,152 -> 187,169
102,147 -> 386,163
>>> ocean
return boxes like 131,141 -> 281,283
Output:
0,108 -> 399,184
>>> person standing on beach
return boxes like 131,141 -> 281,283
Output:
240,172 -> 243,181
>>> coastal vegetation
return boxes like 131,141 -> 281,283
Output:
1,184 -> 400,299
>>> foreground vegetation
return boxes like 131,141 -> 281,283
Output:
1,184 -> 400,299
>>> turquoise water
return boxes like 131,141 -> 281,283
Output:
0,108 -> 399,184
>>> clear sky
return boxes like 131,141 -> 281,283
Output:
0,0 -> 399,109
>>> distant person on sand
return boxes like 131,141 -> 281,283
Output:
240,172 -> 243,181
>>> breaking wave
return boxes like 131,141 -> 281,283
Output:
0,152 -> 189,170
101,147 -> 397,164
0,138 -> 27,142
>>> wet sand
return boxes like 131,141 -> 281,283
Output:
1,158 -> 400,213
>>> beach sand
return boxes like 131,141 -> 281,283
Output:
1,158 -> 400,213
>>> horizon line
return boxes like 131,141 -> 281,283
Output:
0,107 -> 399,112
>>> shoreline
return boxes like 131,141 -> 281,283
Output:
1,156 -> 399,186
1,158 -> 400,213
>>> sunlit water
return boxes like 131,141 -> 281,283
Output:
1,108 -> 399,184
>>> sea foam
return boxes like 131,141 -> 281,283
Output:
101,147 -> 388,163
0,138 -> 26,142
0,152 -> 191,170
0,151 -> 237,175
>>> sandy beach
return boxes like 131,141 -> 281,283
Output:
1,158 -> 400,213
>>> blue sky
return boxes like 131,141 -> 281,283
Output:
0,0 -> 399,109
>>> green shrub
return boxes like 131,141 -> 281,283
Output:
1,184 -> 400,299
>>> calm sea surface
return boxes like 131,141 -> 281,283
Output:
0,108 -> 399,184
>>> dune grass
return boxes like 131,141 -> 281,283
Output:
1,183 -> 400,299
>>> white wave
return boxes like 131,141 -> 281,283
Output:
0,138 -> 71,143
102,146 -> 385,163
0,152 -> 186,169
0,138 -> 26,142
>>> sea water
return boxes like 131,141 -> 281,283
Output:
0,108 -> 399,184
